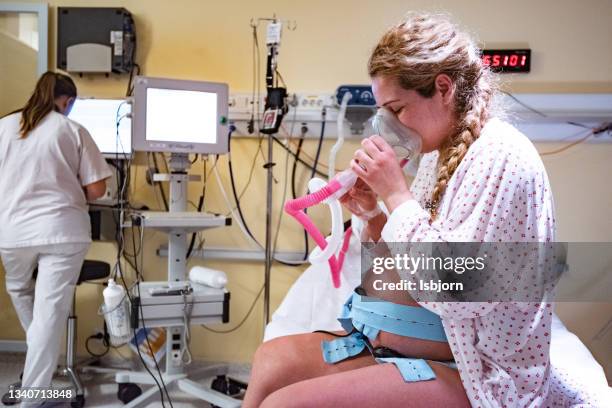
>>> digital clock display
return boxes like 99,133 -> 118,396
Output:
481,49 -> 531,73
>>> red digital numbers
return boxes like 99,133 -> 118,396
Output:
481,50 -> 530,72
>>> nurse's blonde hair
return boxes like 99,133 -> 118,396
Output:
368,12 -> 497,218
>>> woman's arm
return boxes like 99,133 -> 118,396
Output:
84,179 -> 106,201
361,211 -> 387,242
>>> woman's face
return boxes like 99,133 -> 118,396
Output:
371,75 -> 456,153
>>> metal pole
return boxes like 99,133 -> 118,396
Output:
263,134 -> 274,328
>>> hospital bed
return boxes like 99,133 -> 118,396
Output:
264,217 -> 611,405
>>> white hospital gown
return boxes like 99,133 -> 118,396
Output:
380,118 -> 602,407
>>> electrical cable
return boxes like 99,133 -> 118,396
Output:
227,131 -> 257,240
151,153 -> 169,210
272,135 -> 328,177
237,139 -> 263,202
298,107 -> 328,260
501,91 -> 591,129
539,131 -> 594,156
213,159 -> 307,266
186,195 -> 204,259
131,218 -> 174,407
222,126 -> 307,265
85,333 -> 110,359
539,123 -> 612,156
310,107 -> 327,181
201,284 -> 265,334
290,126 -> 310,260
112,232 -> 170,408
108,110 -> 172,406
501,92 -> 612,156
125,19 -> 139,97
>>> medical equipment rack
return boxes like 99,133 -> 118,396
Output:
115,153 -> 241,408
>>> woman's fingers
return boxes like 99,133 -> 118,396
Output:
368,135 -> 394,154
350,159 -> 367,179
354,149 -> 374,170
361,137 -> 384,159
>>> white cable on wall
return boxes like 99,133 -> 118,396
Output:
328,92 -> 352,179
213,160 -> 307,265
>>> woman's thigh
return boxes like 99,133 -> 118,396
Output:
243,331 -> 378,407
261,361 -> 469,408
251,331 -> 377,384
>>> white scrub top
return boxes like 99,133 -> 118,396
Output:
0,111 -> 112,248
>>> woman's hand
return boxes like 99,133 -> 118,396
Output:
339,177 -> 387,241
339,177 -> 378,219
350,135 -> 414,213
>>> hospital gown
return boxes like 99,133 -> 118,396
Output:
380,118 -> 604,407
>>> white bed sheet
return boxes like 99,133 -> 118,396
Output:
265,219 -> 611,405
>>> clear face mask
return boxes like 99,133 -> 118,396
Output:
283,108 -> 424,289
371,107 -> 422,168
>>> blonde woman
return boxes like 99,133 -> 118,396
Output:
244,13 -> 589,407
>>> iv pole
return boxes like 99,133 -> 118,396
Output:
259,18 -> 288,328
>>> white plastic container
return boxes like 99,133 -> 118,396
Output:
102,279 -> 131,345
189,266 -> 228,289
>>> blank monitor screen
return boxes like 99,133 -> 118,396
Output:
132,76 -> 229,155
69,98 -> 132,157
145,88 -> 217,144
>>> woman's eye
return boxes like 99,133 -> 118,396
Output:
392,107 -> 403,115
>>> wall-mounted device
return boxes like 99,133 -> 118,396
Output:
482,49 -> 531,73
335,85 -> 377,134
57,7 -> 135,74
132,76 -> 229,155
335,85 -> 376,107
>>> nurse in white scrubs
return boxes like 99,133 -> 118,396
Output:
0,71 -> 112,405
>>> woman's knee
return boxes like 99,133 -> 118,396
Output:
253,336 -> 312,389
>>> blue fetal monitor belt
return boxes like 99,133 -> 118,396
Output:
320,289 -> 454,382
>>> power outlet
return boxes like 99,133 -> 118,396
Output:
229,94 -> 264,114
297,94 -> 334,109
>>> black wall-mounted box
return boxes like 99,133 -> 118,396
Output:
57,7 -> 135,74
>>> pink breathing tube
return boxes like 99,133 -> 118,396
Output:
284,171 -> 357,288
284,107 -> 421,288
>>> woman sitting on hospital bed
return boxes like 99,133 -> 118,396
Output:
242,13 -> 607,407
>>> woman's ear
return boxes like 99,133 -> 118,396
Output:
54,95 -> 74,115
434,74 -> 455,105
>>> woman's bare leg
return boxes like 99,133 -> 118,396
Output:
242,332 -> 376,408
260,362 -> 469,408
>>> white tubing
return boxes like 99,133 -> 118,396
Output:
328,92 -> 352,179
306,177 -> 343,264
213,161 -> 307,265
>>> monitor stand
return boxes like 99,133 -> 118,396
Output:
114,153 -> 241,408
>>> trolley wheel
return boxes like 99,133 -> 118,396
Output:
117,383 -> 142,404
211,374 -> 247,396
70,394 -> 85,408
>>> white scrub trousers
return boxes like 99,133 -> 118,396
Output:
1,243 -> 89,396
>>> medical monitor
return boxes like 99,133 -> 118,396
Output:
69,98 -> 132,158
132,76 -> 229,155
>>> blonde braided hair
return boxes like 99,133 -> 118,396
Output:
368,12 -> 497,218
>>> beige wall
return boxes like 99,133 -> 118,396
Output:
0,0 -> 610,376
0,19 -> 38,115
